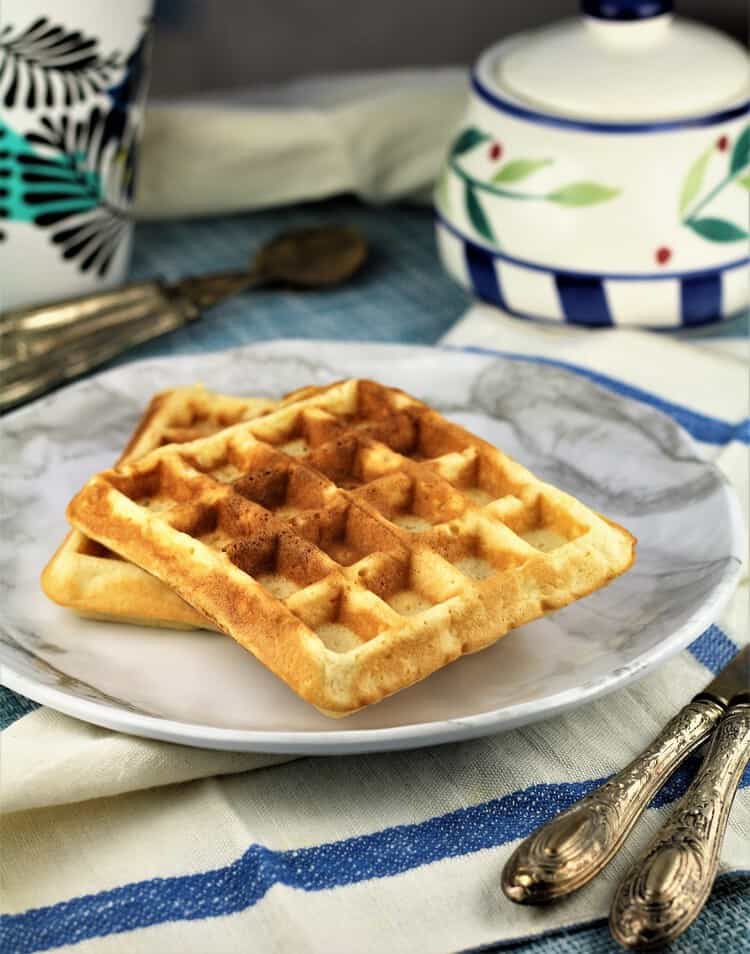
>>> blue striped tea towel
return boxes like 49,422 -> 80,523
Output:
1,313 -> 748,954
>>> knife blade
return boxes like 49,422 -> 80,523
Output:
697,644 -> 750,705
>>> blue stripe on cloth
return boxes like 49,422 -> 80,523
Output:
554,275 -> 612,327
682,273 -> 723,327
3,758 -> 748,952
446,346 -> 750,446
465,243 -> 507,310
688,624 -> 740,675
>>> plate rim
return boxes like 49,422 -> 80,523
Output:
0,342 -> 744,753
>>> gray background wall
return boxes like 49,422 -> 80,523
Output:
150,0 -> 747,97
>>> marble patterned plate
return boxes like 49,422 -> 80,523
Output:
0,342 -> 742,753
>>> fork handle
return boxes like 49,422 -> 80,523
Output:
610,698 -> 750,950
501,696 -> 725,904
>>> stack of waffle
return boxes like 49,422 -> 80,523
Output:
44,379 -> 635,715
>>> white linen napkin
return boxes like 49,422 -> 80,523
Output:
134,69 -> 466,220
0,708 -> 295,814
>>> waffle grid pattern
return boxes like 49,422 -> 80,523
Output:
42,387 -> 283,628
66,380 -> 635,714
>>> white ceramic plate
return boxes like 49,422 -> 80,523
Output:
0,342 -> 743,753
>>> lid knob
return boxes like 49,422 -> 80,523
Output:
582,1 -> 673,19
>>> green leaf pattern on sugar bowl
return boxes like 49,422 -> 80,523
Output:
439,126 -> 621,246
678,124 -> 750,243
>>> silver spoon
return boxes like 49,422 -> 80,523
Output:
1,225 -> 368,412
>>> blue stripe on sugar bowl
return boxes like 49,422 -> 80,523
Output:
435,216 -> 749,329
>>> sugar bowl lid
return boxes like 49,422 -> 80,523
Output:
487,1 -> 750,123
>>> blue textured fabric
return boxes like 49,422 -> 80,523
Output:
123,200 -> 471,360
0,685 -> 39,730
688,624 -> 743,674
119,198 -> 746,362
464,871 -> 750,953
2,199 -> 748,954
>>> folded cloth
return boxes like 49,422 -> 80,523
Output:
0,708 -> 295,815
134,69 -> 467,219
1,309 -> 748,953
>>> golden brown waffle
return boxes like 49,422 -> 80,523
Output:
66,379 -> 635,715
42,385 -> 281,628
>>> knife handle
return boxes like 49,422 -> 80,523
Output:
610,698 -> 750,950
501,696 -> 725,904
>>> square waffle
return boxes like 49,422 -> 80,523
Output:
66,379 -> 635,715
42,385 -> 283,628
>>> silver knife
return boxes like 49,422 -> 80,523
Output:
502,645 -> 749,908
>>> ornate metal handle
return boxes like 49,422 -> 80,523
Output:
0,269 -> 257,413
610,700 -> 750,950
501,697 -> 725,904
0,281 -> 165,337
0,290 -> 193,412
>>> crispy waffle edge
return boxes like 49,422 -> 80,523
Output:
41,386 -> 277,628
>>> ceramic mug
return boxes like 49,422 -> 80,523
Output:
1,0 -> 153,311
435,3 -> 750,329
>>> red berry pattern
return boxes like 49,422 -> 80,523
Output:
717,135 -> 729,151
489,142 -> 503,161
655,246 -> 671,266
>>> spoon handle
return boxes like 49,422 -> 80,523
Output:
0,285 -> 194,412
175,268 -> 262,309
0,269 -> 263,413
501,696 -> 725,904
0,281 -> 167,337
610,697 -> 750,950
0,265 -> 257,344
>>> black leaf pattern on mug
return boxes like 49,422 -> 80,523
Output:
0,17 -> 122,109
